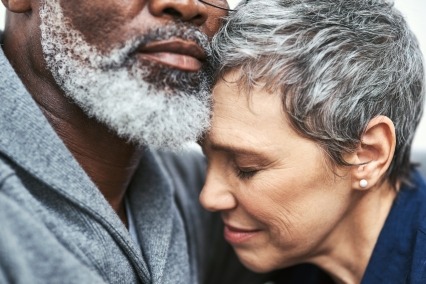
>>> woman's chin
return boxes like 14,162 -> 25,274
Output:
241,261 -> 274,273
236,249 -> 302,273
236,253 -> 281,273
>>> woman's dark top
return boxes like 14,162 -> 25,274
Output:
271,168 -> 426,284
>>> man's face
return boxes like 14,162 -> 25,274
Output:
39,0 -> 227,149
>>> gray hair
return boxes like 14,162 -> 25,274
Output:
212,0 -> 425,187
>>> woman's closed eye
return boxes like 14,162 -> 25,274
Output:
235,167 -> 259,180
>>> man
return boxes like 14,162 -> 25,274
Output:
0,0 -> 236,283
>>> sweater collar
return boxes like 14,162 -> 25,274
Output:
0,44 -> 151,282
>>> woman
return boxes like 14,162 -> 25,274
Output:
200,0 -> 426,283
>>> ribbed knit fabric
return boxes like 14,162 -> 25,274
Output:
0,39 -> 209,284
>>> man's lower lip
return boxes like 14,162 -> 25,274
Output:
137,52 -> 202,72
224,225 -> 260,244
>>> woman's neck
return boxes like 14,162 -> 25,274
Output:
309,184 -> 397,284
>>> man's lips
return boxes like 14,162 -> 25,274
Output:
223,224 -> 262,245
136,39 -> 206,72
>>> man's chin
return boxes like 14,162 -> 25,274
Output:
128,59 -> 209,95
99,91 -> 211,150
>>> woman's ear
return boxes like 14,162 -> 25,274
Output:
2,0 -> 31,13
349,116 -> 396,191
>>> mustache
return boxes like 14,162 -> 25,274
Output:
99,22 -> 211,69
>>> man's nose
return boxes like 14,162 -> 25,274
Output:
149,0 -> 208,26
200,170 -> 237,212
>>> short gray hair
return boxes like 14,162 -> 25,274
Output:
212,0 -> 425,187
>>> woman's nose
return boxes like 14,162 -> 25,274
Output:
200,172 -> 237,212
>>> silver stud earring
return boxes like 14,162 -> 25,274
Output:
360,179 -> 368,188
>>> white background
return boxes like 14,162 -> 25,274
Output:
1,1 -> 425,150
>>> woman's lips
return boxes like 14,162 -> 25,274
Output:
223,224 -> 261,245
137,39 -> 205,72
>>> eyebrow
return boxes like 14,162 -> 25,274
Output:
207,140 -> 272,162
211,143 -> 256,154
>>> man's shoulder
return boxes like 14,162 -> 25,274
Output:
0,188 -> 105,284
154,144 -> 206,173
153,145 -> 207,195
0,156 -> 15,183
0,155 -> 25,199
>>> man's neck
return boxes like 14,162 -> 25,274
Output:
3,28 -> 144,226
39,95 -> 144,226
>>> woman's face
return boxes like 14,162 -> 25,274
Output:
200,72 -> 356,272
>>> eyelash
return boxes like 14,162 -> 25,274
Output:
235,168 -> 258,180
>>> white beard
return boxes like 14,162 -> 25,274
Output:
39,1 -> 212,149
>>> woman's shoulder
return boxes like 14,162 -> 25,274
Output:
399,169 -> 426,213
268,264 -> 334,284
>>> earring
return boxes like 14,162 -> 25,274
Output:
360,179 -> 368,188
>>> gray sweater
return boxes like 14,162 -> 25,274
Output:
0,43 -> 215,283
